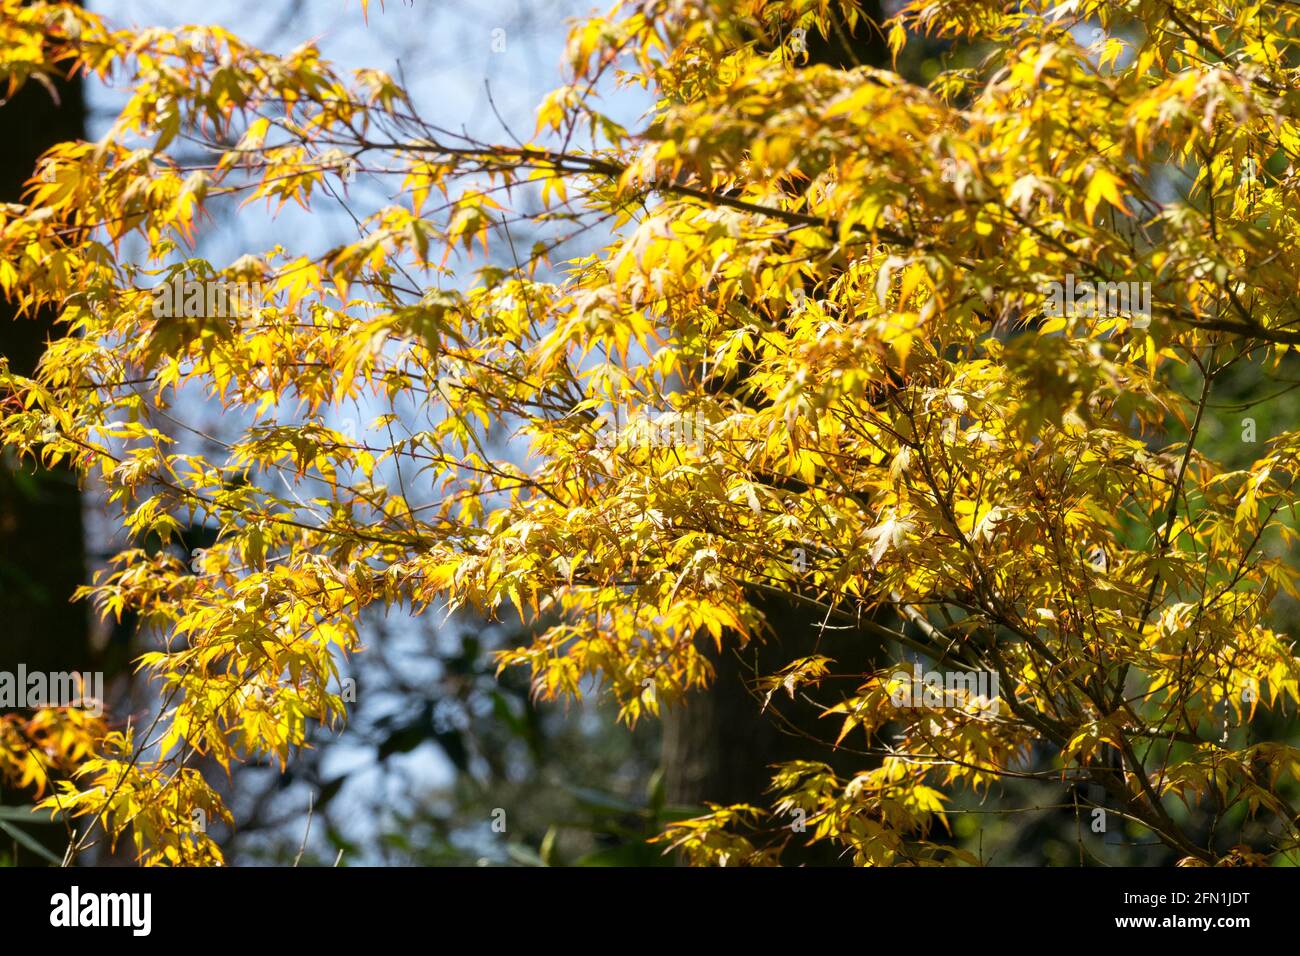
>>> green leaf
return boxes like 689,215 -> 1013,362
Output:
0,820 -> 61,864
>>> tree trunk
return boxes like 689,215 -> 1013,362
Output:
661,5 -> 906,860
0,40 -> 89,863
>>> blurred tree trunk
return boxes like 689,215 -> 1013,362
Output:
0,45 -> 88,674
661,5 -> 899,855
0,29 -> 90,863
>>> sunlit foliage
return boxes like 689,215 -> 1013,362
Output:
3,0 -> 1300,865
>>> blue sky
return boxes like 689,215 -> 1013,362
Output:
79,0 -> 646,863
